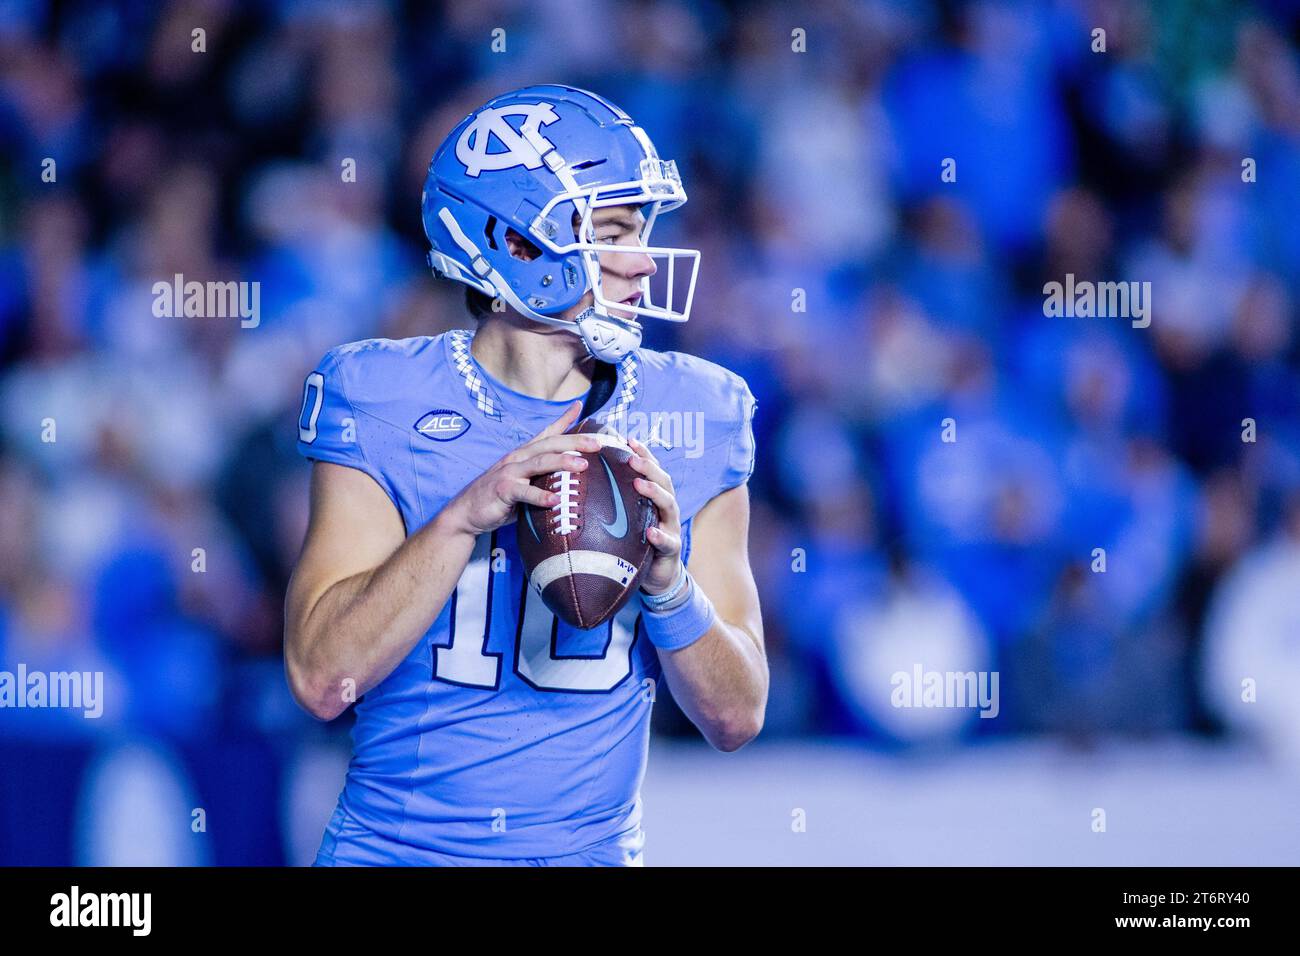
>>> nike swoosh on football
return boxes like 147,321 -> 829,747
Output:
524,502 -> 543,542
598,454 -> 628,539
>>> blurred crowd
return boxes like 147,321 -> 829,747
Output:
3,0 -> 1300,788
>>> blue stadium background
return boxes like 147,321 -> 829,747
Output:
3,0 -> 1300,865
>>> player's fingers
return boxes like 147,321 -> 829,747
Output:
535,400 -> 584,440
504,404 -> 586,463
646,525 -> 681,556
629,452 -> 674,494
510,432 -> 598,463
512,451 -> 588,479
512,482 -> 560,510
634,476 -> 680,525
627,436 -> 659,466
524,434 -> 603,457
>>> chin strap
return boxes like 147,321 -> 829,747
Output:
571,307 -> 641,361
434,207 -> 640,362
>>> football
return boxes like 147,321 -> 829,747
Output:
516,419 -> 658,630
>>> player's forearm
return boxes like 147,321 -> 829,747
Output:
656,617 -> 767,752
286,508 -> 477,719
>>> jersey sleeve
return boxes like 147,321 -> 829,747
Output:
672,363 -> 758,522
719,376 -> 758,492
295,348 -> 401,511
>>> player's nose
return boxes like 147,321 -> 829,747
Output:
624,249 -> 655,281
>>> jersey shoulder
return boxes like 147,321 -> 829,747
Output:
634,347 -> 754,427
627,347 -> 758,520
320,335 -> 447,407
295,334 -> 458,508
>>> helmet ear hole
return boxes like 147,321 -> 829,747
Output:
484,216 -> 499,250
504,227 -> 542,262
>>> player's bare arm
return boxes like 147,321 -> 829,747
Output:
627,437 -> 767,751
285,400 -> 601,720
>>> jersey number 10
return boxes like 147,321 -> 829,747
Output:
434,533 -> 641,694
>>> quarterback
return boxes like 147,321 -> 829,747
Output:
284,85 -> 766,866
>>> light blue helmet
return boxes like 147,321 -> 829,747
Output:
422,84 -> 698,361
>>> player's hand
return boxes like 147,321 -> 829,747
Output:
443,400 -> 602,537
627,436 -> 683,594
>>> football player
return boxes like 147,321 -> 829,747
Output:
285,85 -> 765,866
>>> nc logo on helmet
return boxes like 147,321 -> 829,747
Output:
456,104 -> 561,178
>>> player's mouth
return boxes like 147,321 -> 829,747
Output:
611,293 -> 647,323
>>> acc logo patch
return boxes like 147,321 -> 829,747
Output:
456,104 -> 560,177
415,409 -> 470,442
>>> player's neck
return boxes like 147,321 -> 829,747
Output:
470,316 -> 595,402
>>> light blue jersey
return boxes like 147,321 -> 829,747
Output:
296,328 -> 756,865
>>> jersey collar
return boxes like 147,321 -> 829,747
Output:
445,328 -> 640,427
